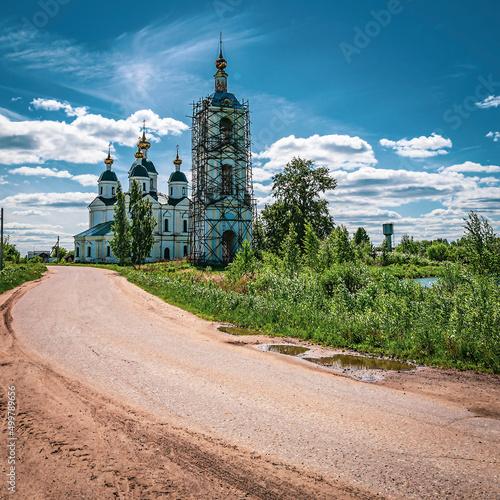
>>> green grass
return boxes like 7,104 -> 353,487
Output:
0,263 -> 47,294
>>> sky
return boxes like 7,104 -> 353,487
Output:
0,0 -> 499,255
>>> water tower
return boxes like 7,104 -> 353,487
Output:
382,223 -> 394,251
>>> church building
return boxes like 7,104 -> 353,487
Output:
73,129 -> 190,263
74,38 -> 254,265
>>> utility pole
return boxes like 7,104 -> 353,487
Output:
56,236 -> 59,262
0,208 -> 3,271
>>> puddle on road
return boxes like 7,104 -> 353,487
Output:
260,344 -> 311,356
218,326 -> 262,336
303,354 -> 415,371
258,343 -> 414,372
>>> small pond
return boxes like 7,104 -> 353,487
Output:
414,277 -> 439,287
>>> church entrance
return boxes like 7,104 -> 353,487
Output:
164,247 -> 170,260
222,230 -> 237,265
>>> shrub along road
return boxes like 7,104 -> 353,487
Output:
2,266 -> 499,499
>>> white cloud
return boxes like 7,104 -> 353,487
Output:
31,98 -> 88,117
255,134 -> 377,174
9,166 -> 72,178
486,131 -> 500,142
0,192 -> 95,207
9,166 -> 99,187
379,133 -> 452,158
0,107 -> 189,165
11,209 -> 47,216
477,95 -> 500,108
0,175 -> 8,184
440,161 -> 500,174
11,97 -> 22,102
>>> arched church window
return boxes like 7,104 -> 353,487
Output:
219,117 -> 233,142
87,246 -> 91,258
183,220 -> 188,232
100,187 -> 103,195
76,247 -> 80,258
112,187 -> 115,196
143,182 -> 146,192
164,247 -> 170,260
222,164 -> 233,195
164,219 -> 169,232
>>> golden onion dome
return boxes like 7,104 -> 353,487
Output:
104,144 -> 114,166
137,121 -> 151,150
215,32 -> 227,70
173,145 -> 183,167
134,145 -> 144,159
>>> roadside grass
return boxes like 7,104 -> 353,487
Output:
0,263 -> 47,294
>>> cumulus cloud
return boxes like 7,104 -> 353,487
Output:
11,209 -> 47,216
9,166 -> 99,186
439,161 -> 500,174
379,133 -> 452,158
31,98 -> 88,117
486,131 -> 500,142
477,95 -> 500,108
0,104 -> 189,165
0,192 -> 95,207
255,134 -> 377,174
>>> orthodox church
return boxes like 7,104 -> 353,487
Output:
74,38 -> 254,265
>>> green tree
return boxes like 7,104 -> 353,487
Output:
110,181 -> 131,265
395,234 -> 419,255
353,227 -> 370,246
227,240 -> 256,281
426,243 -> 449,262
303,221 -> 320,269
2,236 -> 20,263
282,222 -> 301,271
331,225 -> 356,264
463,210 -> 500,274
260,157 -> 337,253
129,180 -> 156,269
51,246 -> 67,261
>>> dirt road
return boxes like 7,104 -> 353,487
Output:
1,266 -> 499,499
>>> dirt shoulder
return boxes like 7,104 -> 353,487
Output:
0,278 -> 374,499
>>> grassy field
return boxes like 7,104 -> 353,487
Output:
0,263 -> 47,295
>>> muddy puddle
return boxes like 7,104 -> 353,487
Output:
260,344 -> 310,356
304,354 -> 415,371
218,326 -> 262,336
258,344 -> 414,372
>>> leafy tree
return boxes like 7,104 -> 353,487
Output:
260,157 -> 337,253
51,246 -> 67,261
395,234 -> 419,255
426,243 -> 449,262
331,225 -> 356,264
129,180 -> 156,269
463,210 -> 500,275
1,236 -> 20,263
110,181 -> 131,265
353,227 -> 370,246
303,221 -> 320,270
227,240 -> 256,280
282,222 -> 301,271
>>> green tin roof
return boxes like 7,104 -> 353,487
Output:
74,220 -> 114,238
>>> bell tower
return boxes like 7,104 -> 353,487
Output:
190,35 -> 255,265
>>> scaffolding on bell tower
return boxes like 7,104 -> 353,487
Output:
190,85 -> 255,265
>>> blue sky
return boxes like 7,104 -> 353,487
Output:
1,0 -> 499,255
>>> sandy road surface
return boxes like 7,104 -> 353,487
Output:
3,266 -> 500,499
